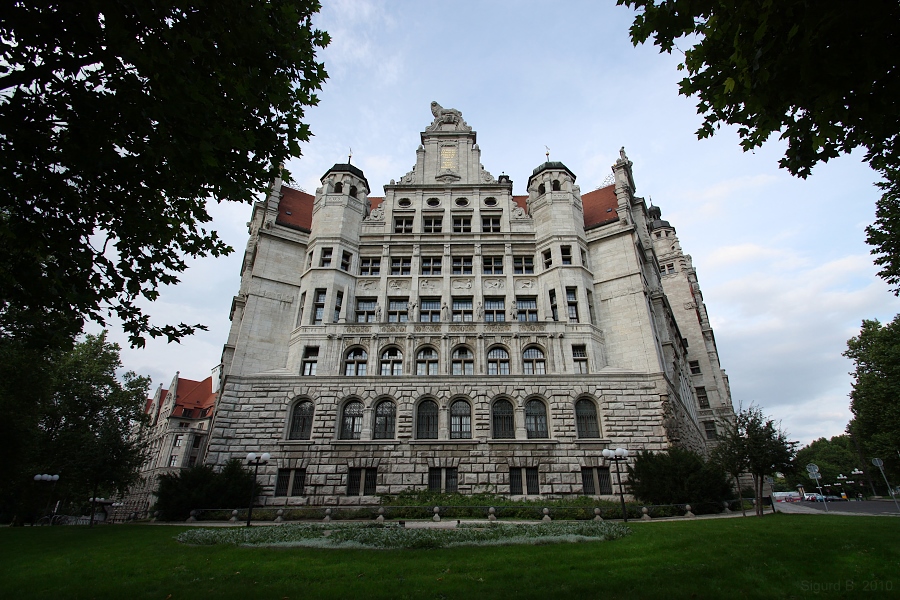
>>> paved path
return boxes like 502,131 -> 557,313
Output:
775,500 -> 900,517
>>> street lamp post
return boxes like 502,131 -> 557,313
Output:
246,452 -> 270,527
602,447 -> 630,523
872,458 -> 900,513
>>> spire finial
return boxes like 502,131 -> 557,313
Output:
544,145 -> 550,162
348,147 -> 353,164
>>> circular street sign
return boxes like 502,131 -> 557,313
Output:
873,458 -> 884,467
806,463 -> 820,473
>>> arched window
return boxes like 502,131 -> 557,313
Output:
416,347 -> 438,375
523,347 -> 546,374
340,400 -> 363,440
417,399 -> 438,439
344,348 -> 367,376
492,399 -> 515,439
380,347 -> 403,376
373,400 -> 395,439
349,185 -> 358,198
575,399 -> 601,438
451,347 -> 474,375
334,182 -> 343,193
487,347 -> 510,375
538,183 -> 546,195
525,399 -> 548,439
551,180 -> 561,191
288,400 -> 314,440
450,399 -> 471,439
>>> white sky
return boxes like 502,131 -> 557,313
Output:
92,0 -> 900,447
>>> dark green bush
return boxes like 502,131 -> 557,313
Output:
154,459 -> 260,520
626,448 -> 732,506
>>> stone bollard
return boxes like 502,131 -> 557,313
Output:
432,506 -> 441,522
323,508 -> 332,522
641,507 -> 651,521
684,504 -> 695,518
229,509 -> 239,523
542,507 -> 551,522
151,511 -> 159,523
275,508 -> 284,523
186,509 -> 198,523
376,507 -> 385,523
722,501 -> 731,514
593,507 -> 603,521
488,507 -> 497,522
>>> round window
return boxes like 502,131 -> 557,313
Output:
426,197 -> 440,207
484,197 -> 498,207
455,197 -> 469,207
398,198 -> 412,207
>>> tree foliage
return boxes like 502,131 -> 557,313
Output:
844,316 -> 900,486
0,1 -> 329,347
154,459 -> 260,521
0,332 -> 150,523
626,447 -> 732,506
788,435 -> 866,496
618,0 -> 900,290
711,406 -> 796,516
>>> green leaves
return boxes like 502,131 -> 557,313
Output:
0,1 -> 329,347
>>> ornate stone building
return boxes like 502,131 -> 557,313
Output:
205,102 -> 734,505
125,372 -> 217,515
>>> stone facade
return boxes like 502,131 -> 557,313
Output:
206,103 -> 734,506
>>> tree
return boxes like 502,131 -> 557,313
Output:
711,407 -> 796,516
0,1 -> 330,348
618,1 -> 900,291
0,332 -> 150,524
154,459 -> 260,521
844,316 -> 900,487
788,435 -> 863,495
626,447 -> 732,507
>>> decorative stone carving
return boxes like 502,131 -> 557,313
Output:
480,164 -> 497,183
365,205 -> 385,221
358,280 -> 377,290
516,279 -> 535,290
389,279 -> 409,291
426,101 -> 472,132
484,278 -> 504,290
452,279 -> 473,290
400,165 -> 416,184
683,301 -> 697,310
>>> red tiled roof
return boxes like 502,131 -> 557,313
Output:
369,197 -> 384,211
276,185 -> 314,231
512,195 -> 527,211
582,185 -> 619,229
174,377 -> 216,411
145,389 -> 167,416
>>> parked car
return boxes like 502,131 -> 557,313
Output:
804,493 -> 825,502
825,495 -> 848,502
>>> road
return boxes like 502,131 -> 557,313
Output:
776,499 -> 900,516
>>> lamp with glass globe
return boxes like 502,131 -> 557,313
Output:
246,452 -> 270,526
602,447 -> 629,522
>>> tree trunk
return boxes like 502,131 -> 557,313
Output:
735,475 -> 746,517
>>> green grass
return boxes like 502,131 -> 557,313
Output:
1,515 -> 898,599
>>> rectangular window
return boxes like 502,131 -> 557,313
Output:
484,297 -> 506,322
689,361 -> 702,375
355,298 -> 377,322
453,217 -> 471,233
319,247 -> 332,267
419,298 -> 441,322
587,290 -> 597,325
482,216 -> 501,232
296,292 -> 306,327
347,467 -> 377,495
192,436 -> 203,448
704,420 -> 718,440
661,262 -> 676,275
427,467 -> 459,493
697,387 -> 710,409
306,252 -> 313,269
169,455 -> 178,467
452,297 -> 473,322
181,408 -> 192,417
312,289 -> 326,324
302,346 -> 319,376
582,467 -> 612,495
573,345 -> 588,374
445,467 -> 458,493
333,290 -> 344,323
421,256 -> 442,275
561,245 -> 572,265
359,257 -> 380,276
423,217 -> 443,233
388,298 -> 409,323
543,250 -> 553,269
452,255 -> 473,275
340,251 -> 352,272
428,468 -> 442,492
291,470 -> 306,496
173,434 -> 183,447
549,289 -> 558,321
275,470 -> 307,497
566,287 -> 579,322
516,296 -> 538,322
510,467 -> 539,495
513,256 -> 534,274
482,256 -> 503,275
394,217 -> 413,233
390,257 -> 411,275
275,470 -> 290,497
581,248 -> 588,268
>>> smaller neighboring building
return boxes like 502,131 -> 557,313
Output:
123,370 -> 219,516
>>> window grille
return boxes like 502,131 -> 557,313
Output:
525,467 -> 539,494
428,468 -> 442,492
373,400 -> 395,439
492,399 -> 515,439
450,400 -> 471,439
575,399 -> 600,438
275,470 -> 291,497
289,400 -> 314,439
417,400 -> 438,439
510,467 -> 522,495
525,399 -> 548,438
340,401 -> 364,440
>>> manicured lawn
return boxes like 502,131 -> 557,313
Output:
1,514 -> 898,599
